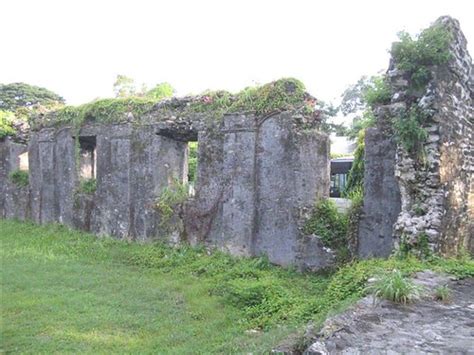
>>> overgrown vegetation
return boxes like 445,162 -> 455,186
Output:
155,179 -> 189,227
390,25 -> 452,158
366,269 -> 422,304
33,78 -> 315,130
188,142 -> 198,183
8,169 -> 29,187
303,199 -> 349,262
392,106 -> 429,157
2,220 -> 473,352
391,25 -> 452,89
77,178 -> 97,194
0,110 -> 16,138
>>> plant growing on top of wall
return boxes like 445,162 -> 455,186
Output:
391,25 -> 452,89
8,169 -> 29,187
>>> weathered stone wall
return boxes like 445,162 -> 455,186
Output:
186,112 -> 332,269
0,138 -> 30,220
359,16 -> 473,257
358,121 -> 401,258
2,109 -> 332,268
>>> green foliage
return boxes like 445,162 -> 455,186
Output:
344,129 -> 365,195
8,169 -> 29,187
188,142 -> 198,183
346,109 -> 375,140
155,179 -> 189,227
231,78 -> 308,115
391,25 -> 452,89
434,285 -> 451,302
0,110 -> 16,138
2,219 -> 473,348
78,178 -> 96,194
364,76 -> 391,107
145,82 -> 175,100
39,78 -> 313,130
304,199 -> 349,262
393,106 -> 428,156
366,269 -> 422,304
0,82 -> 64,111
46,97 -> 157,128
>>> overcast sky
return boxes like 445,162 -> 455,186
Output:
1,0 -> 473,106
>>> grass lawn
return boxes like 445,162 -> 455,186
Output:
1,220 -> 473,353
0,220 -> 318,353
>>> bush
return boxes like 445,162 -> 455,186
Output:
391,25 -> 452,89
9,170 -> 29,187
393,106 -> 428,156
364,76 -> 391,107
78,178 -> 96,194
155,179 -> 189,227
366,269 -> 422,304
304,199 -> 349,262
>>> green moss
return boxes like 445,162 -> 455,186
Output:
35,78 -> 313,130
9,169 -> 29,187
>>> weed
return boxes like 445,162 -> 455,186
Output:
434,285 -> 451,302
8,169 -> 29,187
366,269 -> 422,304
78,178 -> 96,194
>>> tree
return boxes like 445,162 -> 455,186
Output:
113,75 -> 137,98
0,83 -> 64,111
145,82 -> 175,100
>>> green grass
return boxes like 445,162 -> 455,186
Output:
1,220 -> 473,353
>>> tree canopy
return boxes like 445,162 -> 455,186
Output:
0,83 -> 65,111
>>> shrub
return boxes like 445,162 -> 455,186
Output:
155,179 -> 189,227
393,106 -> 428,156
304,199 -> 348,262
78,178 -> 96,194
391,25 -> 452,89
364,76 -> 391,107
366,269 -> 422,304
9,170 -> 29,187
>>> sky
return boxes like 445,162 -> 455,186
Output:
1,0 -> 473,106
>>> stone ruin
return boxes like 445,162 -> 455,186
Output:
358,16 -> 473,257
0,86 -> 334,270
1,16 -> 472,269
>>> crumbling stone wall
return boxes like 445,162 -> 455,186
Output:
0,137 -> 30,220
186,112 -> 332,268
359,17 -> 473,257
1,105 -> 333,268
